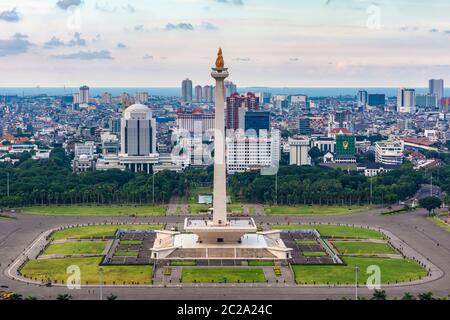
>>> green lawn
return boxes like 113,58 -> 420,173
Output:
170,261 -> 197,266
120,240 -> 143,245
303,252 -> 327,257
181,268 -> 266,283
188,187 -> 213,204
248,261 -> 275,266
265,205 -> 370,216
333,242 -> 397,255
20,257 -> 152,285
275,225 -> 384,240
188,204 -> 211,214
114,251 -> 138,257
228,204 -> 243,213
43,241 -> 106,255
292,256 -> 426,285
427,217 -> 450,232
21,205 -> 167,216
50,224 -> 163,240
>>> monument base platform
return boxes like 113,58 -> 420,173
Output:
151,229 -> 292,260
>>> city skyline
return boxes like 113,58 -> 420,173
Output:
1,0 -> 450,87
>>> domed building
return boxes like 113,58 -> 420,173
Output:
119,103 -> 158,173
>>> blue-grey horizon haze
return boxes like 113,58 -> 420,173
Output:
0,0 -> 449,87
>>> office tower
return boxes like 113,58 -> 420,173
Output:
119,104 -> 157,173
375,141 -> 404,165
357,90 -> 368,108
298,117 -> 312,136
195,85 -> 203,102
397,88 -> 416,113
226,130 -> 280,174
101,92 -> 112,104
429,79 -> 444,105
245,92 -> 260,111
226,92 -> 260,130
135,92 -> 149,104
368,94 -> 386,107
73,93 -> 81,104
79,85 -> 90,104
416,94 -> 438,109
245,111 -> 270,135
224,81 -> 237,98
182,78 -> 193,102
290,95 -> 308,104
202,85 -> 213,103
176,107 -> 215,134
73,142 -> 95,173
289,137 -> 311,166
120,92 -> 135,108
109,118 -> 121,134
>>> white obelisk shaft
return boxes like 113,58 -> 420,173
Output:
211,69 -> 229,226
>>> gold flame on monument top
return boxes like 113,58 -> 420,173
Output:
215,47 -> 225,70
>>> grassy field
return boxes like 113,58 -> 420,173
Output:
181,268 -> 266,283
50,224 -> 163,240
274,225 -> 384,240
265,205 -> 370,216
333,242 -> 397,255
427,216 -> 450,232
188,204 -> 210,214
292,256 -> 426,285
119,240 -> 143,245
43,241 -> 106,255
303,252 -> 327,257
21,257 -> 152,285
21,205 -> 167,216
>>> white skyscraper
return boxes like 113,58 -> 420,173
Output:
182,79 -> 193,102
119,104 -> 158,173
397,88 -> 416,113
429,79 -> 444,106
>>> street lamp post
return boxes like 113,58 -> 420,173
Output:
99,267 -> 103,301
152,173 -> 155,204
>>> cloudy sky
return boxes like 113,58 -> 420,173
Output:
0,0 -> 450,87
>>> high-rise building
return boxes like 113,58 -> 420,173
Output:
120,92 -> 135,108
202,85 -> 214,103
245,111 -> 270,135
224,81 -> 237,98
195,85 -> 203,102
109,118 -> 121,134
73,93 -> 81,104
375,141 -> 404,165
357,90 -> 368,108
135,92 -> 149,104
226,92 -> 260,130
397,88 -> 416,113
226,130 -> 280,174
176,107 -> 215,135
101,92 -> 112,104
298,117 -> 312,136
429,79 -> 444,105
182,79 -> 193,102
119,104 -> 158,173
416,94 -> 438,109
368,94 -> 385,107
79,85 -> 90,104
289,137 -> 311,166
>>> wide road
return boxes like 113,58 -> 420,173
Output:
0,208 -> 449,300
